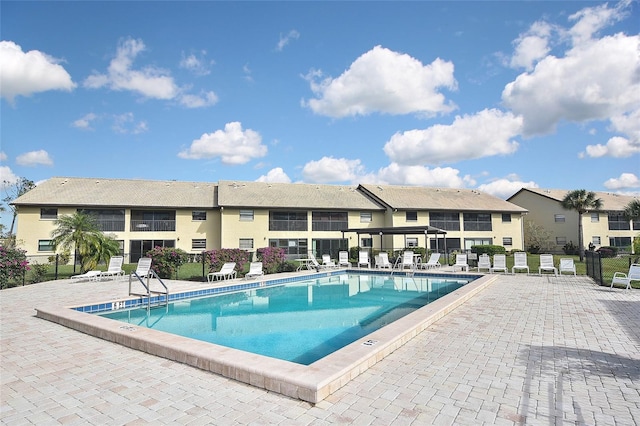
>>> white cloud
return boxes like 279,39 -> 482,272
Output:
179,51 -> 212,76
0,166 -> 18,187
178,91 -> 218,108
303,45 -> 457,118
0,40 -> 76,103
0,152 -> 7,162
509,21 -> 553,70
582,136 -> 640,158
71,113 -> 98,130
375,163 -> 474,187
256,167 -> 291,183
301,157 -> 365,183
276,30 -> 300,52
16,150 -> 53,167
178,122 -> 267,165
477,176 -> 538,199
502,2 -> 639,137
603,172 -> 640,190
568,0 -> 629,46
112,112 -> 148,134
384,109 -> 522,165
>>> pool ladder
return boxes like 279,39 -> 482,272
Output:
129,269 -> 169,309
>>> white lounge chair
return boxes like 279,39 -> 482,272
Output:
307,252 -> 328,270
477,254 -> 491,272
208,262 -> 237,282
539,254 -> 557,276
376,252 -> 392,269
338,251 -> 351,267
559,258 -> 576,276
453,254 -> 469,272
131,257 -> 153,279
358,251 -> 370,268
421,253 -> 441,269
490,254 -> 508,273
512,252 -> 529,274
611,264 -> 639,290
322,254 -> 337,268
70,270 -> 102,282
397,251 -> 414,269
245,262 -> 264,279
99,256 -> 125,280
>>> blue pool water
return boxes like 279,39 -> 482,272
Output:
100,273 -> 471,365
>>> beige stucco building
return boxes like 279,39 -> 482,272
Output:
12,177 -> 528,262
508,188 -> 640,254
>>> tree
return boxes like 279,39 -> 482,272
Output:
2,178 -> 35,246
83,234 -> 122,272
561,189 -> 603,261
624,199 -> 640,256
50,212 -> 103,273
523,220 -> 554,254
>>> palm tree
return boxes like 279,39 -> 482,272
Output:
561,189 -> 603,261
623,199 -> 640,222
51,212 -> 103,273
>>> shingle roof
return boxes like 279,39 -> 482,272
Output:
12,177 -> 217,208
510,188 -> 639,211
217,180 -> 384,210
358,184 -> 528,213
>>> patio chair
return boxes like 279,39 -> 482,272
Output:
358,251 -> 370,268
376,252 -> 392,269
512,252 -> 529,274
207,262 -> 237,282
131,257 -> 153,279
338,251 -> 351,267
453,253 -> 469,272
70,270 -> 102,282
322,254 -> 338,268
538,254 -> 557,276
99,256 -> 125,280
490,254 -> 508,274
397,251 -> 414,269
611,263 -> 640,290
421,253 -> 441,269
558,258 -> 576,276
477,254 -> 491,272
245,262 -> 264,280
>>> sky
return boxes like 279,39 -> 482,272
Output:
1,1 -> 639,231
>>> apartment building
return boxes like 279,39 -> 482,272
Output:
12,177 -> 528,262
508,188 -> 640,253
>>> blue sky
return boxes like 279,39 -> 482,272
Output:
1,1 -> 639,230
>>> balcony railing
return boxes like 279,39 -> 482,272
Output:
96,220 -> 125,232
130,220 -> 176,232
269,220 -> 308,231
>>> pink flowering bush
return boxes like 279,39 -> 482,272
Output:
0,246 -> 30,289
205,249 -> 250,276
146,246 -> 190,279
256,246 -> 286,274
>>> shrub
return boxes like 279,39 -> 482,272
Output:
205,248 -> 250,276
563,241 -> 579,255
472,245 -> 506,256
0,246 -> 30,289
257,246 -> 286,274
29,263 -> 49,284
146,246 -> 190,279
596,246 -> 618,258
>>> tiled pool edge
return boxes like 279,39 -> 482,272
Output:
34,272 -> 497,404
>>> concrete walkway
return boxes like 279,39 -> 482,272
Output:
1,274 -> 639,425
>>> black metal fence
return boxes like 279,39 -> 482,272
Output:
585,250 -> 637,287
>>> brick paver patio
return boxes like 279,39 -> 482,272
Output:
1,274 -> 639,425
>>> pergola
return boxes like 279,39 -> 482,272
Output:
341,225 -> 448,254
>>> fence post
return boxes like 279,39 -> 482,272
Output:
55,253 -> 59,281
201,250 -> 206,282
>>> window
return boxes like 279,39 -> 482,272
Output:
192,211 -> 206,221
609,237 -> 632,250
38,240 -> 54,252
239,238 -> 254,249
360,212 -> 372,223
463,213 -> 492,231
464,238 -> 492,250
502,237 -> 513,246
360,238 -> 373,248
40,208 -> 57,220
406,237 -> 418,247
556,236 -> 567,246
79,209 -> 125,232
129,239 -> 175,263
240,210 -> 254,221
269,211 -> 307,231
608,212 -> 630,230
130,210 -> 176,231
269,238 -> 308,258
501,214 -> 511,223
554,214 -> 565,223
592,236 -> 601,245
191,239 -> 206,250
406,211 -> 418,221
590,213 -> 599,223
312,211 -> 347,231
634,219 -> 640,231
429,212 -> 460,231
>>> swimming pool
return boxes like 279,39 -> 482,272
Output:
99,273 -> 469,365
35,269 -> 496,402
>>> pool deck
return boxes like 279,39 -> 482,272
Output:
2,272 -> 639,425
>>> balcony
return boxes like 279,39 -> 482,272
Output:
96,220 -> 125,232
130,220 -> 176,232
